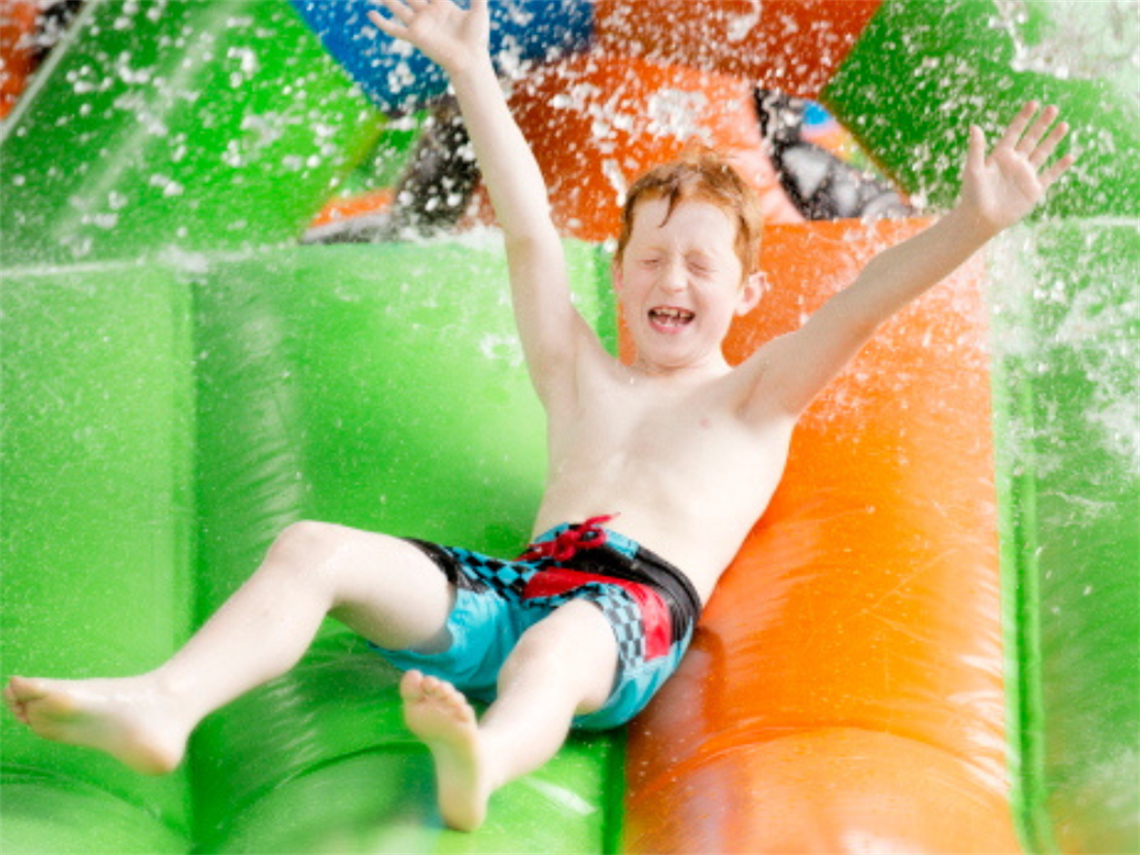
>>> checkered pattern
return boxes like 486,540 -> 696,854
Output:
590,588 -> 646,670
447,548 -> 533,597
440,548 -> 647,672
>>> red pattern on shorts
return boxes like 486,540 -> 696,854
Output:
522,568 -> 671,659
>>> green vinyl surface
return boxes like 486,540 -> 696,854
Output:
990,220 -> 1140,855
1,240 -> 622,854
823,0 -> 1138,219
0,0 -> 384,267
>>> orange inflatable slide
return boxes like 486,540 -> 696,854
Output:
622,221 -> 1019,852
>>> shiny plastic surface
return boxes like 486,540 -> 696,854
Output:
823,0 -> 1139,217
0,0 -> 384,267
992,221 -> 1140,855
506,53 -> 803,245
2,263 -> 198,852
291,0 -> 593,114
592,0 -> 880,98
0,241 -> 622,853
4,0 -> 1134,850
623,220 -> 1022,854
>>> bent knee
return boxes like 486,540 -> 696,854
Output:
266,520 -> 351,573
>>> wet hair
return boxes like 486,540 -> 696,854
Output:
616,148 -> 763,280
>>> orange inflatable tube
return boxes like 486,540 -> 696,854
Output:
0,0 -> 39,120
507,52 -> 803,243
592,0 -> 881,99
623,220 -> 1021,853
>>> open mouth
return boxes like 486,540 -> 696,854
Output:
649,306 -> 695,332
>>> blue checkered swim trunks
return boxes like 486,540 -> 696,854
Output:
372,516 -> 701,730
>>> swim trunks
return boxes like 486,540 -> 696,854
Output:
372,517 -> 701,730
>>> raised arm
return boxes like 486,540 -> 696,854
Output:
368,0 -> 599,406
747,101 -> 1075,418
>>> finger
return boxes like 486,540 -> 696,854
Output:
460,0 -> 491,26
366,8 -> 403,37
1041,152 -> 1076,189
1017,103 -> 1059,154
996,100 -> 1039,151
1030,120 -> 1069,168
966,124 -> 987,173
376,0 -> 415,25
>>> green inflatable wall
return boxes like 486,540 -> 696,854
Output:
0,0 -> 385,265
991,221 -> 1140,854
1,241 -> 623,853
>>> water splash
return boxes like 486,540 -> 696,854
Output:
990,222 -> 1140,480
993,0 -> 1140,105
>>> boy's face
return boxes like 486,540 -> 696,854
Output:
614,198 -> 761,375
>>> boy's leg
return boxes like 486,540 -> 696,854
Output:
3,521 -> 455,774
401,599 -> 619,831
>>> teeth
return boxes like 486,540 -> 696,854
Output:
651,307 -> 694,320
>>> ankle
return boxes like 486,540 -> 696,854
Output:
144,667 -> 202,727
473,728 -> 514,793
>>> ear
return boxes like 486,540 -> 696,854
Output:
735,271 -> 765,316
611,256 -> 625,293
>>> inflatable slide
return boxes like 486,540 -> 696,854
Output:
1,1 -> 1136,852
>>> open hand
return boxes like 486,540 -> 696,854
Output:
367,0 -> 490,77
959,101 -> 1075,235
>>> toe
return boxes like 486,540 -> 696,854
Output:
12,676 -> 50,703
3,685 -> 28,724
399,670 -> 426,701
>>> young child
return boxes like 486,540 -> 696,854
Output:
4,0 -> 1073,833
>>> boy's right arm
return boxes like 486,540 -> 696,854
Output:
368,0 -> 601,408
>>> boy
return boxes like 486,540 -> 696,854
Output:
4,0 -> 1073,833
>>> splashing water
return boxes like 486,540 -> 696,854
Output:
994,0 -> 1140,104
990,222 -> 1140,481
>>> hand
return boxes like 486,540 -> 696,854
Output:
367,0 -> 490,78
958,101 -> 1076,236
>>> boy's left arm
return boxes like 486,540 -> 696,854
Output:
745,102 -> 1074,419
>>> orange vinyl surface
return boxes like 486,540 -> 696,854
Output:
309,188 -> 393,227
592,0 -> 882,99
0,0 -> 38,119
622,220 -> 1021,853
507,53 -> 803,244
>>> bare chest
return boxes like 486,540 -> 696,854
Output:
548,374 -> 791,510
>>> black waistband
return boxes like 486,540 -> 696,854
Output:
565,543 -> 703,641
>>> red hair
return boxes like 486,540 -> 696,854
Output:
616,149 -> 763,279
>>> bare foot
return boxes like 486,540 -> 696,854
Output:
400,670 -> 491,832
3,675 -> 189,775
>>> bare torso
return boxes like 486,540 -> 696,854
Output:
532,348 -> 795,605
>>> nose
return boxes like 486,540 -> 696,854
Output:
659,258 -> 687,293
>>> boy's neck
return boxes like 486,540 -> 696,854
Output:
626,354 -> 734,384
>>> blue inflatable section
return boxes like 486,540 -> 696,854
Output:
292,0 -> 593,114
